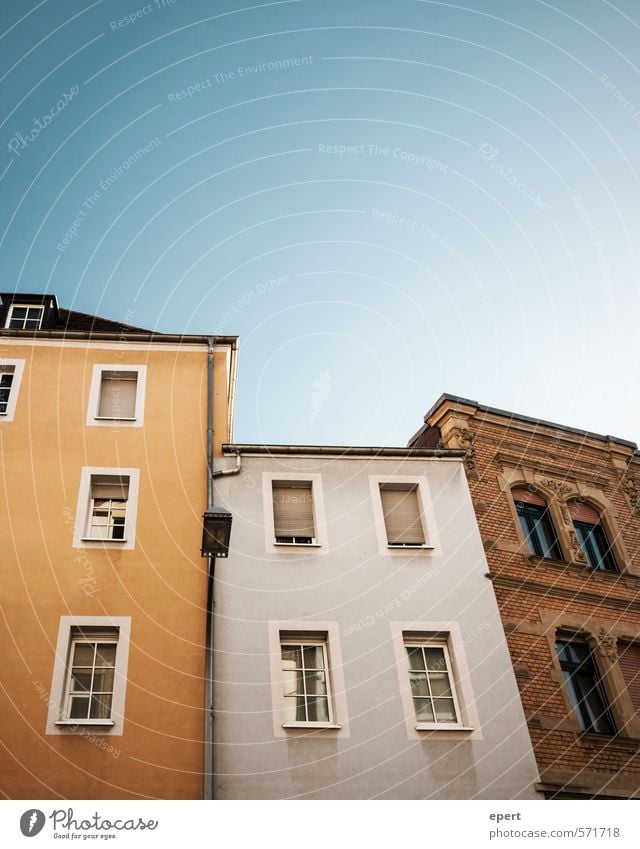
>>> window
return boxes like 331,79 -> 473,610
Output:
0,365 -> 15,415
98,370 -> 138,419
280,636 -> 333,726
63,631 -> 117,721
5,304 -> 44,329
272,481 -> 315,544
512,487 -> 562,560
404,638 -> 461,727
556,638 -> 615,734
0,359 -> 25,422
86,475 -> 129,540
568,501 -> 618,572
86,364 -> 146,428
73,467 -> 140,550
617,643 -> 640,712
46,616 -> 131,735
380,483 -> 426,547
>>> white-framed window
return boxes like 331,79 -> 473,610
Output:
86,364 -> 147,427
86,475 -> 129,540
0,358 -> 25,422
404,638 -> 462,727
272,481 -> 316,544
369,475 -> 437,555
5,303 -> 44,329
391,622 -> 478,737
46,616 -> 131,735
379,483 -> 426,547
268,621 -> 348,735
261,472 -> 327,551
73,467 -> 140,550
281,636 -> 332,725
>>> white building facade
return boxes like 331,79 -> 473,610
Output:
213,445 -> 541,800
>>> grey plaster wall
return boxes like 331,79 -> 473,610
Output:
213,453 -> 540,800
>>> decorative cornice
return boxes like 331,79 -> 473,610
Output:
489,574 -> 640,613
494,452 -> 611,488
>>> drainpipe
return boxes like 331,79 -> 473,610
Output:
204,337 -> 215,801
203,339 -> 242,801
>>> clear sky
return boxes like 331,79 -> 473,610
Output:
1,0 -> 639,446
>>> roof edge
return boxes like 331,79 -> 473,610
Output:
424,393 -> 637,451
223,443 -> 465,458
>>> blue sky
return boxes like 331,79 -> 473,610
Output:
1,0 -> 639,446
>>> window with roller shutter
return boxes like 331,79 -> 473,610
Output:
272,482 -> 315,544
618,643 -> 640,712
98,371 -> 138,419
379,484 -> 426,547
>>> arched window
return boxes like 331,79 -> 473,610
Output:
512,488 -> 562,560
568,501 -> 618,573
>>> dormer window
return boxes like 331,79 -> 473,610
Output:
5,304 -> 44,330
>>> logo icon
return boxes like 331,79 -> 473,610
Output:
20,810 -> 45,837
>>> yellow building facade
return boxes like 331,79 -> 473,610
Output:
0,293 -> 237,799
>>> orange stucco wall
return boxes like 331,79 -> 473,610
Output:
0,339 -> 232,799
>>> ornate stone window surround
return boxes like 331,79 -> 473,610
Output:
539,611 -> 640,743
497,466 -> 635,577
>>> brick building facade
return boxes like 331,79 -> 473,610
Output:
409,395 -> 640,798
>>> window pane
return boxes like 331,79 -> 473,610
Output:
281,646 -> 302,668
433,698 -> 457,723
72,643 -> 95,666
305,671 -> 327,695
95,645 -> 116,667
307,697 -> 329,722
69,696 -> 90,718
413,699 -> 434,722
92,669 -> 115,692
283,696 -> 306,722
303,645 -> 324,670
424,648 -> 446,672
70,672 -> 92,692
406,647 -> 425,670
429,672 -> 453,697
283,669 -> 304,697
90,695 -> 112,719
409,672 -> 430,697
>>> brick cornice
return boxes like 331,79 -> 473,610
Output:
489,574 -> 640,613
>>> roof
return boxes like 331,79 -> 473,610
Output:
420,393 -> 638,451
57,307 -> 153,333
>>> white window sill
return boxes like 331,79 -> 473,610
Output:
387,544 -> 434,550
282,722 -> 341,729
81,537 -> 128,543
93,416 -> 137,422
54,719 -> 115,727
274,542 -> 322,548
415,723 -> 474,731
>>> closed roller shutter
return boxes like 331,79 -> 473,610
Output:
618,643 -> 640,712
273,483 -> 315,538
380,486 -> 425,545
